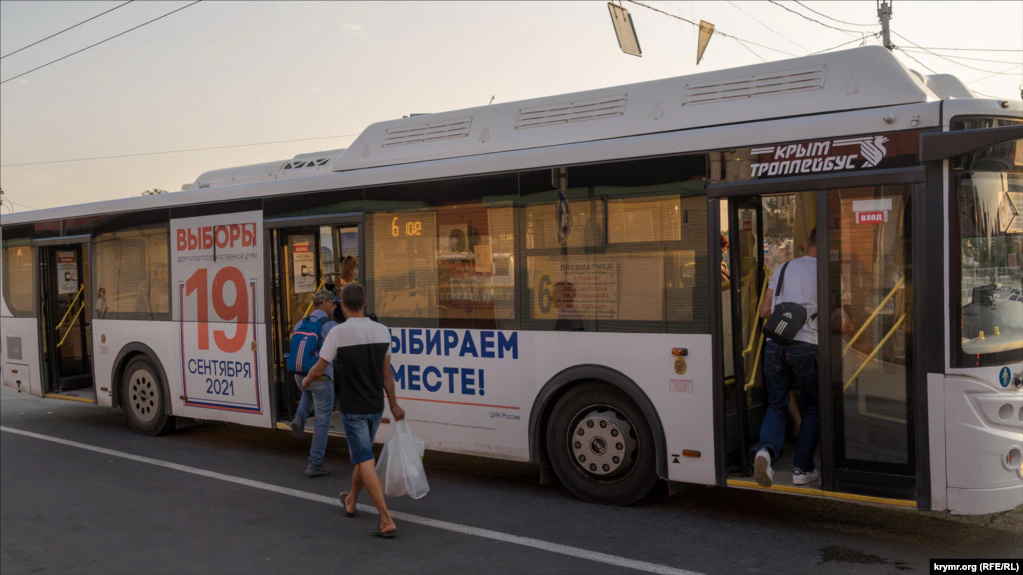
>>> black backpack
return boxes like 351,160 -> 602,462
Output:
762,261 -> 813,345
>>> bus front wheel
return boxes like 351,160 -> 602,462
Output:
121,355 -> 176,436
546,382 -> 658,505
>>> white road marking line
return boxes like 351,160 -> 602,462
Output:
1,425 -> 701,575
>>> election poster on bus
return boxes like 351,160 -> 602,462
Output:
171,211 -> 267,419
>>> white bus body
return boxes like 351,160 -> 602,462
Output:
2,47 -> 1020,513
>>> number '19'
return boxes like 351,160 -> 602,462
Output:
185,267 -> 249,353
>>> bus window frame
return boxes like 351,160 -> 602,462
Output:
928,120 -> 1023,369
1,232 -> 38,319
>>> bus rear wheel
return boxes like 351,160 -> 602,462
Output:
546,382 -> 658,505
121,355 -> 175,436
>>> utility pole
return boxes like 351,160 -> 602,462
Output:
878,0 -> 893,50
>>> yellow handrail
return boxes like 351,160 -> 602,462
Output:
744,332 -> 766,391
842,277 -> 904,357
56,301 -> 86,349
300,277 -> 328,318
743,266 -> 772,356
55,284 -> 85,330
843,314 -> 905,391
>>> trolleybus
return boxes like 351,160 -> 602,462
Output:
2,46 -> 1021,514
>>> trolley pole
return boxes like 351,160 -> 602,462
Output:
878,1 -> 893,50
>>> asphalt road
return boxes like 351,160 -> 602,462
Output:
1,384 -> 1020,575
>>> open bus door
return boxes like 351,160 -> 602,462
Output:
37,237 -> 95,402
722,198 -> 767,476
719,183 -> 917,501
265,214 -> 363,426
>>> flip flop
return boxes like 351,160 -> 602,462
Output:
339,492 -> 357,517
371,524 -> 396,539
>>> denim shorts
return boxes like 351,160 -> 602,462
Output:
341,412 -> 382,465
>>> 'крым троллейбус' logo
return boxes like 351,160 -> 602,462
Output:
750,136 -> 889,178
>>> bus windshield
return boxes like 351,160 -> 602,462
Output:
954,138 -> 1023,367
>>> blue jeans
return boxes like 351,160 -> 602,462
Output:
755,340 -> 820,472
293,375 -> 334,466
341,412 -> 382,465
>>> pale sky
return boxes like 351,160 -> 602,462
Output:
1,1 -> 1020,213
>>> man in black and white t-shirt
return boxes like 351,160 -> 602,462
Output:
301,283 -> 405,538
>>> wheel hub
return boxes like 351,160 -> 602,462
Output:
571,411 -> 633,477
129,369 -> 158,424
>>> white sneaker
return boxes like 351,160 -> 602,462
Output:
792,468 -> 820,485
753,448 -> 774,487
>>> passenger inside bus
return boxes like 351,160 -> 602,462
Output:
331,255 -> 359,322
331,256 -> 358,293
95,287 -> 108,319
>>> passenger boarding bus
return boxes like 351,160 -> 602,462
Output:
2,47 -> 1021,514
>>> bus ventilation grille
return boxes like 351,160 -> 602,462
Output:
383,117 -> 473,147
515,94 -> 628,129
283,158 -> 332,170
682,65 -> 827,106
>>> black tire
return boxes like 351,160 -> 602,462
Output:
121,355 -> 176,436
546,382 -> 658,505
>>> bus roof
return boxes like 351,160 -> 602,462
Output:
330,46 -> 944,173
2,46 -> 981,226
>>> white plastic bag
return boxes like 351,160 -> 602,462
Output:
376,420 -> 429,499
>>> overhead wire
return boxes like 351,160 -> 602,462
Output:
899,49 -> 1023,66
758,1 -> 1021,61
902,46 -> 1022,53
969,63 -> 1023,85
726,1 -> 809,53
666,1 -> 689,42
765,1 -> 863,35
1,197 -> 37,211
0,1 -> 202,85
894,38 -> 1018,98
1,1 -> 135,60
1,133 -> 362,168
892,31 -> 1018,75
810,33 -> 880,55
5,2 -> 1015,174
969,88 -> 1002,99
894,47 -> 938,75
707,28 -> 799,58
792,1 -> 875,27
731,38 -> 768,63
624,0 -> 799,57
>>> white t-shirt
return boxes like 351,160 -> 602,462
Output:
768,256 -> 818,345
